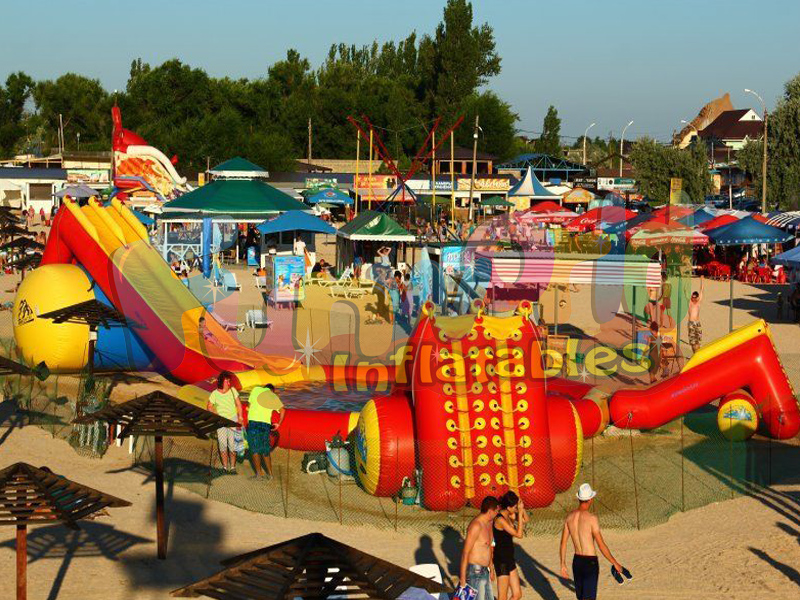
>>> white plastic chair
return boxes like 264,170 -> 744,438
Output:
222,271 -> 241,291
245,309 -> 272,329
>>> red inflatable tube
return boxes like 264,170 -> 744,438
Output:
547,397 -> 582,493
277,409 -> 357,452
610,334 -> 800,439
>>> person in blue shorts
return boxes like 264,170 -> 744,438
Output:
246,384 -> 285,479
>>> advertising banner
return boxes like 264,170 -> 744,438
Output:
269,255 -> 306,302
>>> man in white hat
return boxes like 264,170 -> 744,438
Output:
558,483 -> 625,599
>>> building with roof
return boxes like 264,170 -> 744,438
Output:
0,166 -> 68,213
697,109 -> 763,150
429,146 -> 497,175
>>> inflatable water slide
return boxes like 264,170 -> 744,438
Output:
11,198 -> 800,511
111,107 -> 190,201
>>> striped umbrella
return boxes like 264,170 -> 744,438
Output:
766,211 -> 800,231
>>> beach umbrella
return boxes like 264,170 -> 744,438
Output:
5,253 -> 42,278
0,462 -> 130,600
76,391 -> 237,559
773,245 -> 800,269
650,205 -> 696,221
171,532 -> 451,600
677,207 -> 717,227
0,237 -> 44,252
708,217 -> 793,330
53,184 -> 98,199
37,299 -> 137,390
528,200 -> 564,213
565,206 -> 635,232
628,227 -> 708,249
0,224 -> 32,238
766,211 -> 800,232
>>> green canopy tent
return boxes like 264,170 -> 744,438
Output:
207,157 -> 269,179
161,179 -> 306,217
480,195 -> 514,216
336,210 -> 415,273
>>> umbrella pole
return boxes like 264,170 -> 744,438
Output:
155,435 -> 166,559
16,523 -> 26,600
729,275 -> 734,332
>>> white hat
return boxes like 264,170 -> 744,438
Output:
576,483 -> 597,502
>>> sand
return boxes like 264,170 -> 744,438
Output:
1,242 -> 800,597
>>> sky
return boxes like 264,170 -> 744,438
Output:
2,0 -> 797,143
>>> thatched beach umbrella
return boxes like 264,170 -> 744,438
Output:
37,299 -> 136,388
0,237 -> 44,253
76,391 -> 237,559
172,532 -> 451,600
0,462 -> 130,600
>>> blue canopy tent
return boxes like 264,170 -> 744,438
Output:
773,245 -> 800,268
303,189 -> 354,206
707,216 -> 792,330
257,210 -> 336,236
677,207 -> 716,227
132,209 -> 154,226
599,213 -> 650,236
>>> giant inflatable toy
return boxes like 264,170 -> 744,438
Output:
111,107 -> 190,201
12,197 -> 800,511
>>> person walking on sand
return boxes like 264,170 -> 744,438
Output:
493,491 -> 528,600
206,371 -> 243,473
246,384 -> 285,479
560,484 -> 628,600
460,496 -> 500,600
688,276 -> 704,354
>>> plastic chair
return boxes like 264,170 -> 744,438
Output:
245,309 -> 272,329
222,271 -> 241,291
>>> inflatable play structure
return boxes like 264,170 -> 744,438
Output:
11,197 -> 800,511
111,107 -> 190,202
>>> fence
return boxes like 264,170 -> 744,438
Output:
3,315 -> 800,538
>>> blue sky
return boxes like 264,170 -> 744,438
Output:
1,0 -> 796,142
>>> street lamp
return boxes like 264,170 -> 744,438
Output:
744,88 -> 768,213
620,120 -> 633,178
467,117 -> 483,222
583,122 -> 596,165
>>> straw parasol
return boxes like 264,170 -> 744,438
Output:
0,462 -> 130,600
172,532 -> 451,599
0,238 -> 44,253
37,299 -> 137,389
76,391 -> 238,559
0,224 -> 32,238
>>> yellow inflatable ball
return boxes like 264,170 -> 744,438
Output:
717,397 -> 759,442
12,264 -> 94,372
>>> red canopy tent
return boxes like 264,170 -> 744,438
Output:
528,200 -> 564,213
566,206 -> 636,232
650,205 -> 696,221
700,214 -> 739,232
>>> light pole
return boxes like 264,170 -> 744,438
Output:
620,120 -> 634,178
744,88 -> 768,213
467,116 -> 482,222
583,122 -> 596,165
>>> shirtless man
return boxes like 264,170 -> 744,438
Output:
687,276 -> 704,353
645,282 -> 660,326
459,496 -> 500,600
560,484 -> 624,600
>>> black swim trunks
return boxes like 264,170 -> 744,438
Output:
572,554 -> 599,600
493,560 -> 516,577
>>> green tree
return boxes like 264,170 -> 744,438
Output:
455,92 -> 518,159
0,72 -> 34,155
629,137 -> 711,203
763,73 -> 800,210
533,105 -> 561,156
430,0 -> 501,117
32,73 -> 110,151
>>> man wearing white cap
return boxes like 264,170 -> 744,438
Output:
559,483 -> 626,599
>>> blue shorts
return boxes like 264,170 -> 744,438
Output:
247,421 -> 274,456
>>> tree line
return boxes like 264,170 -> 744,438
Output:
0,0 -> 521,175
